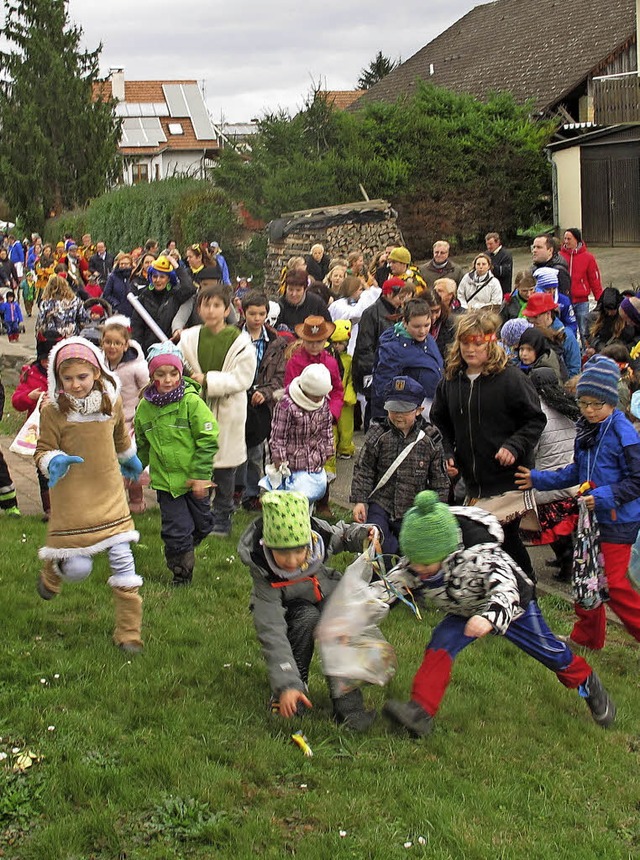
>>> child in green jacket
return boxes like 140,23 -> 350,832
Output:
134,343 -> 219,585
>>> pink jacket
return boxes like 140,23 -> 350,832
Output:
284,347 -> 344,421
109,340 -> 149,431
559,244 -> 603,304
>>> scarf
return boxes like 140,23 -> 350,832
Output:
144,379 -> 186,407
288,378 -> 326,411
65,389 -> 104,415
575,415 -> 602,451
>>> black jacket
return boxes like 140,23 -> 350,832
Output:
278,291 -> 331,331
88,252 -> 115,285
533,254 -> 571,297
430,365 -> 546,498
131,269 -> 196,356
352,295 -> 401,392
489,246 -> 513,295
305,254 -> 330,282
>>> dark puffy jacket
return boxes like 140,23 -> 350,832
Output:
431,365 -> 546,498
352,295 -> 401,392
371,322 -> 443,421
103,268 -> 134,317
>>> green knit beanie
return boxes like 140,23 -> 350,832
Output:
261,491 -> 311,549
399,491 -> 461,565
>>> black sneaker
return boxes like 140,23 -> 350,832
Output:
383,699 -> 434,737
583,671 -> 616,728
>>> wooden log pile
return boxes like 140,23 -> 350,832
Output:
263,200 -> 403,294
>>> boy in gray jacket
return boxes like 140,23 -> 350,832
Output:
238,490 -> 377,730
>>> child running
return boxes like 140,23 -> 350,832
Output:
135,343 -> 218,585
238,490 -> 377,730
516,355 -> 640,651
35,337 -> 145,653
383,491 -> 617,737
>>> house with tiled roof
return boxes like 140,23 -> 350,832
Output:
352,0 -> 640,247
94,69 -> 222,185
351,0 -> 637,122
322,90 -> 365,111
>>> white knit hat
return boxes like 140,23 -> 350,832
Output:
297,364 -> 332,397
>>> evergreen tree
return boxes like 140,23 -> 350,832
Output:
357,52 -> 399,90
0,0 -> 122,231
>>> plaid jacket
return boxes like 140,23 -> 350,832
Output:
269,394 -> 334,472
350,417 -> 449,520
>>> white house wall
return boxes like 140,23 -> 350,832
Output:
162,152 -> 206,179
553,146 -> 582,230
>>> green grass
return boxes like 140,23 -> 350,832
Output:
1,385 -> 26,437
1,511 -> 639,859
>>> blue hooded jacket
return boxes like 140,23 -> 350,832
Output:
371,322 -> 443,420
530,408 -> 640,543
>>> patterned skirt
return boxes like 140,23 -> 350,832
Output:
520,498 -> 578,546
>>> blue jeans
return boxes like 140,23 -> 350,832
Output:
236,443 -> 264,501
573,301 -> 590,347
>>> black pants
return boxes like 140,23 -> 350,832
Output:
157,490 -> 214,556
0,450 -> 17,510
501,518 -> 534,579
285,600 -> 321,685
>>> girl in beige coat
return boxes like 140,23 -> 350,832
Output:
35,338 -> 145,653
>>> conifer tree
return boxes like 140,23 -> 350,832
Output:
0,0 -> 121,230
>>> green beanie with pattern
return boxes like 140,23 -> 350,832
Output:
399,491 -> 461,565
261,491 -> 311,549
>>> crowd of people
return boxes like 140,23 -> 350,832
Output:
1,225 -> 639,739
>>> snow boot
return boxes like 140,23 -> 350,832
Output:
166,550 -> 195,586
112,586 -> 143,654
37,559 -> 62,600
383,699 -> 434,738
332,688 -> 376,732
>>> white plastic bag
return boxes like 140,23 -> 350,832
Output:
315,544 -> 397,687
9,396 -> 43,457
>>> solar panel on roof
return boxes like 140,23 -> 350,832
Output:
163,83 -> 217,141
121,117 -> 166,147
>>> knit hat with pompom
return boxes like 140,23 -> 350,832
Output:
399,491 -> 461,565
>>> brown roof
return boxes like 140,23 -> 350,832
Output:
351,0 -> 637,114
322,90 -> 366,110
93,78 -> 220,154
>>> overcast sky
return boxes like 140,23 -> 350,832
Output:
67,0 -> 480,124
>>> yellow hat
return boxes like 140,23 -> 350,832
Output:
151,255 -> 173,274
330,319 -> 352,342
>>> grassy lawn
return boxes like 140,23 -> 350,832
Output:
1,509 -> 639,859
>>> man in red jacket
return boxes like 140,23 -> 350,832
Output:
560,227 -> 603,347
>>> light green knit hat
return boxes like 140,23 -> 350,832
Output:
399,491 -> 461,565
261,491 -> 311,549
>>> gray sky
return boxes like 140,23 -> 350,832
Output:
68,0 -> 479,123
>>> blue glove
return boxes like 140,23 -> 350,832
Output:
120,455 -> 143,481
48,454 -> 84,488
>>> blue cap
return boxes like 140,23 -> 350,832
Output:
384,376 -> 426,412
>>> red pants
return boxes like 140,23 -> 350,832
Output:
571,542 -> 640,650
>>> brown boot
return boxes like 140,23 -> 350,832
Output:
37,559 -> 62,600
112,586 -> 143,653
127,479 -> 146,514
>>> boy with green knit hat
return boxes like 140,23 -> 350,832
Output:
383,491 -> 617,737
238,490 -> 379,730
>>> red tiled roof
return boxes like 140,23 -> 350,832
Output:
322,90 -> 366,110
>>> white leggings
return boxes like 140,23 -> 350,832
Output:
59,542 -> 143,589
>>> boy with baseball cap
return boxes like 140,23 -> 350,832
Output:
350,376 -> 448,555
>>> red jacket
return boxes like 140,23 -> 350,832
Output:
12,362 -> 47,414
559,244 -> 602,304
284,346 -> 344,422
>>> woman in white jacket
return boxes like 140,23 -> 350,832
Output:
458,253 -> 503,310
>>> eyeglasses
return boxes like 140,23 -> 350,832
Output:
577,399 -> 607,411
459,333 -> 497,346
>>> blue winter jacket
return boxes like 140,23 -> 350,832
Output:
371,322 -> 443,420
530,409 -> 640,543
103,268 -> 134,318
550,318 -> 581,377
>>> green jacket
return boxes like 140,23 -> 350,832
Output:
134,378 -> 219,498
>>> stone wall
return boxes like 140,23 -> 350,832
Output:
264,199 -> 403,294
